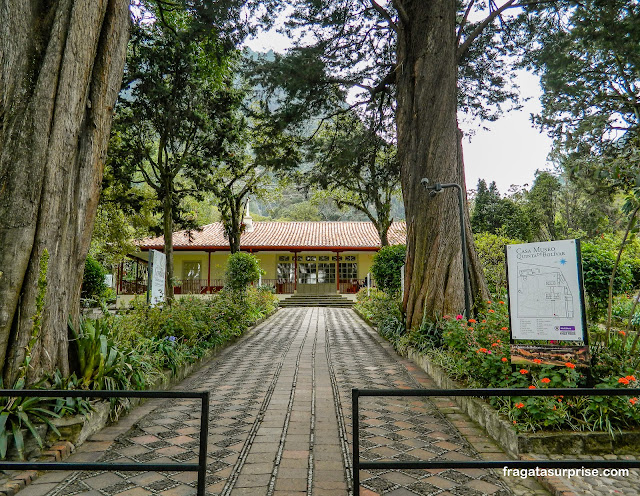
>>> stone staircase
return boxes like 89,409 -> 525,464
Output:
278,294 -> 354,308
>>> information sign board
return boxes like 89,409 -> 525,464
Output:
147,249 -> 166,306
506,239 -> 587,342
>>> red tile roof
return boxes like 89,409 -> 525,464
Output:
137,221 -> 406,251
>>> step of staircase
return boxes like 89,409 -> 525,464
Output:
279,294 -> 354,307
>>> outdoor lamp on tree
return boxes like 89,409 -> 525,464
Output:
421,179 -> 471,319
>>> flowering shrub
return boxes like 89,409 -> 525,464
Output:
368,295 -> 640,434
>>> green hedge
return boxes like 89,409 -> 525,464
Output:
81,255 -> 107,300
225,252 -> 262,291
580,242 -> 634,320
371,244 -> 406,294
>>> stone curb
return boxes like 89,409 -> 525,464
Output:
0,442 -> 72,496
0,307 -> 279,496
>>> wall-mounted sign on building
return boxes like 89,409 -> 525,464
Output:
147,249 -> 166,306
506,239 -> 589,366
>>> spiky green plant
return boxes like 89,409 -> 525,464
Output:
0,377 -> 60,460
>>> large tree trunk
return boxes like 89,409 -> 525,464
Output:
397,1 -> 488,330
0,0 -> 129,384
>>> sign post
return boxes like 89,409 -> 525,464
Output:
506,239 -> 589,366
147,250 -> 166,307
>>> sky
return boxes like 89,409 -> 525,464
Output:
244,26 -> 555,196
460,70 -> 554,194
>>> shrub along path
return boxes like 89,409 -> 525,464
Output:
18,308 -> 547,496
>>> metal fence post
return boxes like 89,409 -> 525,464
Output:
352,389 -> 359,495
198,391 -> 210,496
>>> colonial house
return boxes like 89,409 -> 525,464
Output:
115,212 -> 406,306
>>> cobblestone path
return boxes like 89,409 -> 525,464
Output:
21,308 -> 518,496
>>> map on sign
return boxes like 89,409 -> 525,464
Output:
506,239 -> 586,342
516,262 -> 574,319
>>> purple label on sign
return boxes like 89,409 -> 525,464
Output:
559,326 -> 575,331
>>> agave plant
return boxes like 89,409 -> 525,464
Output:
49,370 -> 93,417
0,377 -> 60,460
69,318 -> 132,391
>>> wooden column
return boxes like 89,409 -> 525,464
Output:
207,251 -> 211,293
335,251 -> 340,293
294,251 -> 298,293
117,261 -> 123,295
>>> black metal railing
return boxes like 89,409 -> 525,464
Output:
352,388 -> 640,492
0,389 -> 209,496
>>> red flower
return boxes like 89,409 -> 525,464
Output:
520,369 -> 529,374
533,359 -> 542,364
528,385 -> 536,389
515,403 -> 524,409
487,300 -> 492,304
456,314 -> 464,320
626,375 -> 636,382
630,398 -> 638,405
619,377 -> 630,385
499,301 -> 505,304
469,319 -> 477,323
488,309 -> 495,313
501,357 -> 508,362
477,348 -> 488,353
541,378 -> 551,384
565,362 -> 576,369
501,327 -> 509,331
619,330 -> 626,336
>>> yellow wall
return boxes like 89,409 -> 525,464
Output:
358,252 -> 376,279
171,250 -> 376,281
172,251 -> 279,281
257,252 -> 277,278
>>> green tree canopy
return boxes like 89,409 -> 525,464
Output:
471,179 -> 531,241
526,0 -> 640,194
305,111 -> 401,245
107,8 -> 240,297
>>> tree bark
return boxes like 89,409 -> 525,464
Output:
396,0 -> 488,330
163,191 -> 175,300
0,0 -> 129,383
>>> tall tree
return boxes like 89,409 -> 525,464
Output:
525,170 -> 561,240
212,106 -> 300,252
0,0 -> 284,383
0,1 -> 129,383
306,111 -> 401,246
108,11 -> 239,298
527,0 -> 640,192
250,0 -> 557,327
471,179 -> 531,240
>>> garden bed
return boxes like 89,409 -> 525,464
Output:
45,308 -> 279,452
2,286 -> 279,463
405,347 -> 640,456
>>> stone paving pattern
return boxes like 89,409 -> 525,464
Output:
19,307 -> 621,496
